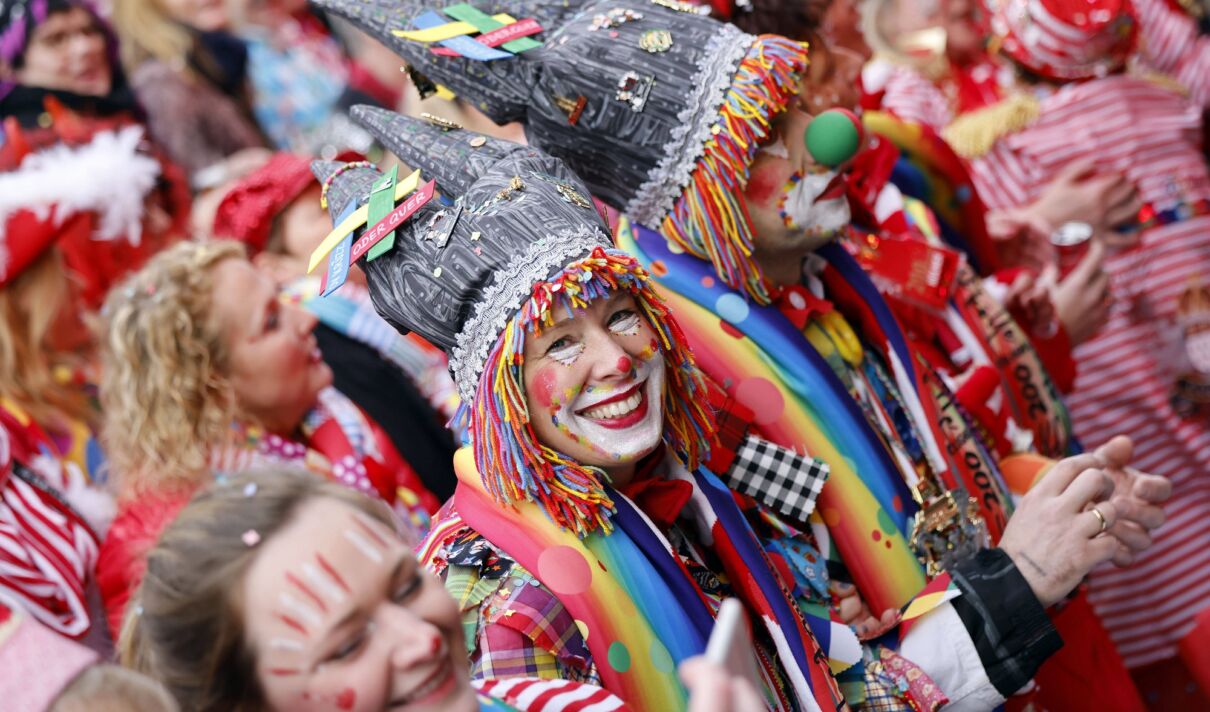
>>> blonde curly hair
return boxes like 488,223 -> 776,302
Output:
100,241 -> 245,498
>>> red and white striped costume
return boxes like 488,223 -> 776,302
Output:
1132,0 -> 1210,108
0,423 -> 100,640
967,75 -> 1210,668
473,677 -> 628,711
862,60 -> 955,131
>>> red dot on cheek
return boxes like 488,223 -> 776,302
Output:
617,356 -> 633,373
335,688 -> 356,710
532,367 -> 558,408
745,162 -> 783,207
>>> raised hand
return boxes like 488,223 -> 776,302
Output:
998,454 -> 1122,607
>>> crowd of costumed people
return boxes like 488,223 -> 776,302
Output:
0,0 -> 1207,708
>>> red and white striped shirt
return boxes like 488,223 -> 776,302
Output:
968,76 -> 1210,668
0,428 -> 99,640
473,677 -> 628,711
1133,0 -> 1210,108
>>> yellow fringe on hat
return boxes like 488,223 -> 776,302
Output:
942,93 -> 1041,159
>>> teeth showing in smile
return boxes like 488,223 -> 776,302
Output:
582,391 -> 643,420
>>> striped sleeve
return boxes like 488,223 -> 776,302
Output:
968,140 -> 1036,212
879,66 -> 956,132
473,677 -> 629,711
0,464 -> 99,639
1133,0 -> 1210,108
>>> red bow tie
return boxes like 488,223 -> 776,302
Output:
617,450 -> 693,531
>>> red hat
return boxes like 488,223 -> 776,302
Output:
989,0 -> 1138,81
212,152 -> 318,255
0,114 -> 181,307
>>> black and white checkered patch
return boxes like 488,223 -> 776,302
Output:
722,435 -> 830,524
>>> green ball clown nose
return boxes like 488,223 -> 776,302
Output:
804,109 -> 864,168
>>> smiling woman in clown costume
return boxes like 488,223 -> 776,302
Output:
297,103 -> 1160,711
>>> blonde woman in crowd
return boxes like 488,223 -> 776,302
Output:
96,241 -> 439,639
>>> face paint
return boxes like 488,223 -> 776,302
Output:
248,501 -> 475,712
616,356 -> 634,373
760,136 -> 791,159
279,592 -> 324,629
342,528 -> 384,564
746,162 -> 784,208
301,561 -> 348,604
269,637 -> 306,653
276,613 -> 310,637
351,513 -> 391,549
269,667 -> 302,676
533,366 -> 559,408
778,171 -> 852,237
314,554 -> 350,595
286,572 -> 329,614
548,340 -> 586,366
554,352 -> 667,464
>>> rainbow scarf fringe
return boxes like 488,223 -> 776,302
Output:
618,218 -> 928,615
463,246 -> 716,537
659,35 -> 808,306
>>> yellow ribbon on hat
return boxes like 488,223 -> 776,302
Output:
393,14 -> 517,42
307,169 -> 422,273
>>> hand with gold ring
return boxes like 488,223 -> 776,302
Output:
1093,435 -> 1172,567
998,453 -> 1122,608
1088,505 -> 1109,534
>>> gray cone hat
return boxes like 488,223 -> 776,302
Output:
312,0 -> 759,227
313,111 -> 612,400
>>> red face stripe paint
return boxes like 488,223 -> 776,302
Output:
430,636 -> 442,656
616,356 -> 633,373
316,553 -> 350,593
352,515 -> 390,549
269,668 -> 301,676
277,613 -> 309,637
286,572 -> 328,614
335,688 -> 356,710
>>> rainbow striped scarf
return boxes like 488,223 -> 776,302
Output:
451,448 -> 846,712
617,218 -> 927,615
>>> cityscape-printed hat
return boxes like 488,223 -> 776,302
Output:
313,0 -> 809,302
311,107 -> 713,534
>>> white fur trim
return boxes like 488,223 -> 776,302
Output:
0,126 -> 161,257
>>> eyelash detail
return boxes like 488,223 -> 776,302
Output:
328,627 -> 371,664
608,310 -> 641,336
393,574 -> 423,602
548,340 -> 585,366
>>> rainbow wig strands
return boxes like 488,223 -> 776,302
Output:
659,35 -> 808,306
464,246 -> 716,537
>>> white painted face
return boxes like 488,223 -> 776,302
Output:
780,170 -> 853,237
744,109 -> 855,262
523,291 -> 667,473
561,351 -> 666,464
